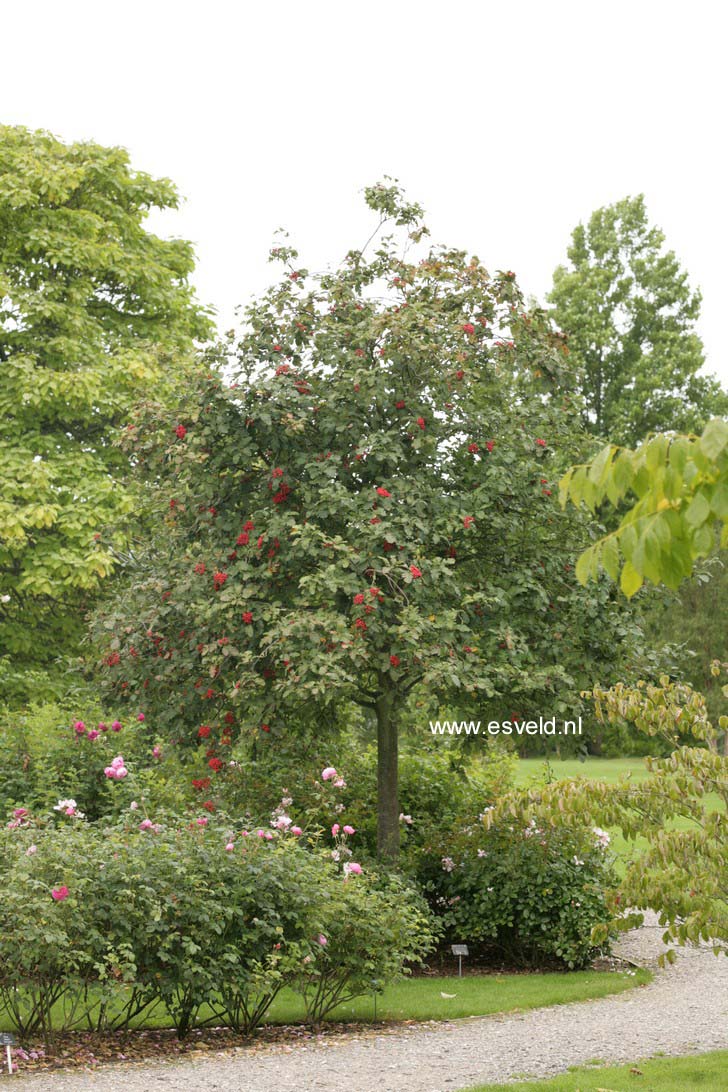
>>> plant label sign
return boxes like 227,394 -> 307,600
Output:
451,944 -> 469,977
0,1033 -> 14,1075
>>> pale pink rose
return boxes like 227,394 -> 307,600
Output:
152,746 -> 162,758
322,767 -> 338,782
317,934 -> 327,946
26,844 -> 37,856
344,862 -> 362,875
290,826 -> 303,836
343,825 -> 355,835
196,817 -> 208,827
139,819 -> 154,831
333,777 -> 346,788
225,842 -> 235,852
331,823 -> 340,836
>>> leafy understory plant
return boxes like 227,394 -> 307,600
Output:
487,662 -> 727,961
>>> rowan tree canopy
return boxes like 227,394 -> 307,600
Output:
94,182 -> 645,856
0,125 -> 210,669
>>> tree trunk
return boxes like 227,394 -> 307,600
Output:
375,685 -> 399,860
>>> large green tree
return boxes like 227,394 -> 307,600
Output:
94,183 -> 645,857
0,125 -> 209,674
549,195 -> 727,446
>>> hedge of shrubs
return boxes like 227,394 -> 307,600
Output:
0,811 -> 435,1043
1,708 -> 617,1029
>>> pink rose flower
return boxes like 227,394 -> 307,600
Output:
225,842 -> 235,852
321,767 -> 338,781
291,825 -> 303,836
344,862 -> 362,875
51,885 -> 69,901
331,823 -> 340,836
317,934 -> 327,946
343,825 -> 355,835
137,713 -> 145,722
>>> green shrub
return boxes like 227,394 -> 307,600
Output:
420,818 -> 616,969
0,809 -> 435,1040
0,702 -> 191,820
217,736 -> 516,868
296,872 -> 436,1024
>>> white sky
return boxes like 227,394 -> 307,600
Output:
4,0 -> 727,384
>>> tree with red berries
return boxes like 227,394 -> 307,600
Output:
95,183 -> 644,858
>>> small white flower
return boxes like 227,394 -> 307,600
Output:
399,813 -> 414,825
573,856 -> 584,866
441,856 -> 455,872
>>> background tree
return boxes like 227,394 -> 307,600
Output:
94,183 -> 647,858
0,125 -> 210,682
548,195 -> 727,446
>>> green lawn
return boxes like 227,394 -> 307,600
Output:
0,969 -> 650,1035
265,967 -> 650,1025
515,756 -> 654,787
467,1049 -> 728,1090
514,756 -> 724,876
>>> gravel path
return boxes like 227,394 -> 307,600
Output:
6,914 -> 728,1091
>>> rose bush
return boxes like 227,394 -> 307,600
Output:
0,702 -> 190,820
0,805 -> 435,1041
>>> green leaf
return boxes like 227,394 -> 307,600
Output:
600,536 -> 620,580
620,561 -> 643,598
684,491 -> 710,528
698,418 -> 728,461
